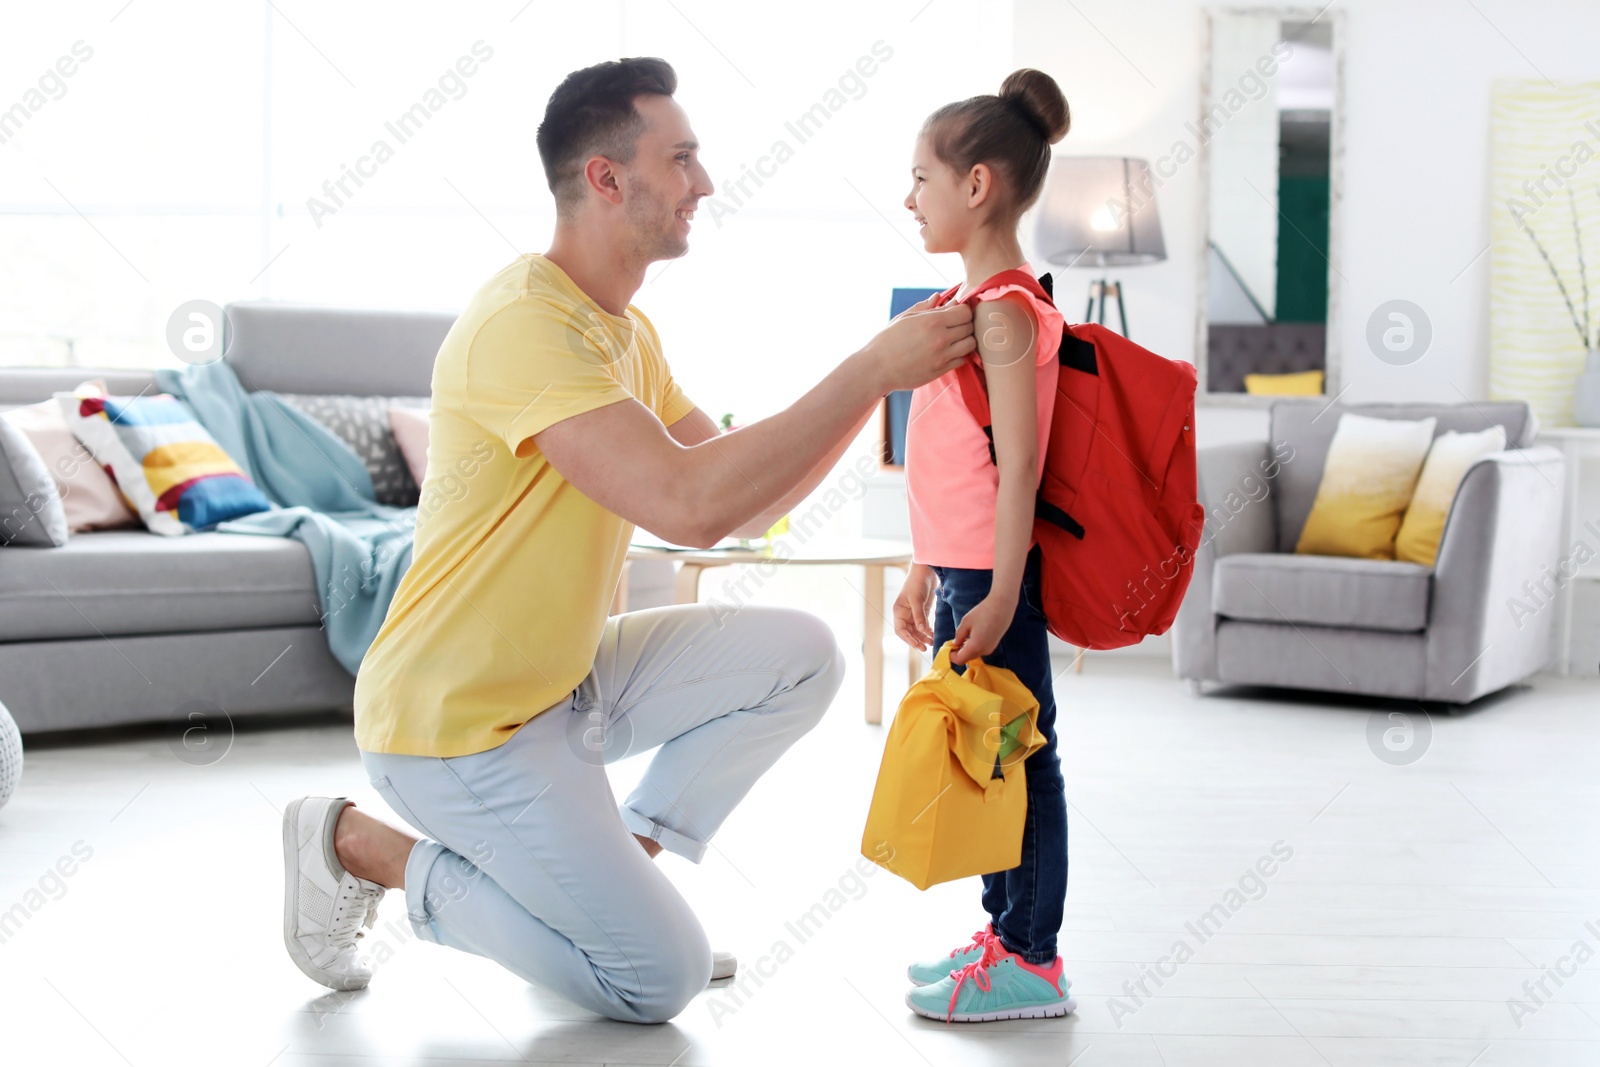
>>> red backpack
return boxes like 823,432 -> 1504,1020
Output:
932,269 -> 1205,650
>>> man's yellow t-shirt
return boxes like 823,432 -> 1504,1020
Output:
354,254 -> 694,757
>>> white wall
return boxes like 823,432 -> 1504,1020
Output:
1006,0 -> 1600,662
1016,0 -> 1600,418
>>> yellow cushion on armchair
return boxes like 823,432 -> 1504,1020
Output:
1295,412 -> 1436,559
1395,426 -> 1506,565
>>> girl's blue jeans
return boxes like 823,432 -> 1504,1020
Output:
931,545 -> 1068,966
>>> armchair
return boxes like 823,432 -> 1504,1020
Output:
1172,401 -> 1564,703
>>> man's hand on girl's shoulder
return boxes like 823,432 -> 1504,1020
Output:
858,301 -> 976,394
891,292 -> 943,321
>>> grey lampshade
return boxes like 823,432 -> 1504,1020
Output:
1033,156 -> 1167,268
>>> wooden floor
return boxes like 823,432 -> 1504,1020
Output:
2,567 -> 1597,1065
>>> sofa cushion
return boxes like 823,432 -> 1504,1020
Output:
1395,426 -> 1507,566
1268,400 -> 1535,552
0,416 -> 68,547
1213,552 -> 1432,632
58,387 -> 273,536
389,405 -> 430,485
4,384 -> 142,533
0,530 -> 320,641
1294,412 -> 1435,560
280,394 -> 429,507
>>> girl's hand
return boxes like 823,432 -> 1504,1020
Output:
950,593 -> 1016,665
892,564 -> 938,651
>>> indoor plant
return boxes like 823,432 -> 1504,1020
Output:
1519,187 -> 1600,426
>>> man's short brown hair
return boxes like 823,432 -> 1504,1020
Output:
536,57 -> 678,215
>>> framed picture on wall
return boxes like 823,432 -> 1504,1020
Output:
879,287 -> 943,469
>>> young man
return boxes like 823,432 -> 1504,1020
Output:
281,58 -> 975,1024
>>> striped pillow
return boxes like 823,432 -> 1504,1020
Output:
57,389 -> 272,536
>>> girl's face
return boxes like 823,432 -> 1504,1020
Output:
904,132 -> 974,255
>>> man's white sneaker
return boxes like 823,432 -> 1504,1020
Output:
283,796 -> 387,992
711,950 -> 737,983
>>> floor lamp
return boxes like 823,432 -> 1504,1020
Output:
1032,157 -> 1167,339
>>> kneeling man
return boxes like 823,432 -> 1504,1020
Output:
281,57 -> 974,1023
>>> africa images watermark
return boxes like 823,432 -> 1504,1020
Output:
1107,840 -> 1295,1027
0,841 -> 95,947
0,40 -> 94,147
1,404 -> 125,546
703,842 -> 895,1027
317,435 -> 499,632
702,40 -> 895,227
0,489 -> 57,546
306,40 -> 495,228
168,699 -> 234,767
1506,517 -> 1600,630
1506,916 -> 1600,1030
704,450 -> 881,629
306,837 -> 495,1030
1114,441 -> 1295,630
1100,39 -> 1294,229
1504,117 -> 1600,228
1366,707 -> 1432,766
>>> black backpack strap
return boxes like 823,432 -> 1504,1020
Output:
1061,334 -> 1098,376
1035,497 -> 1085,540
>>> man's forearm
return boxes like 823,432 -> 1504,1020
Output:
687,352 -> 883,541
729,405 -> 876,537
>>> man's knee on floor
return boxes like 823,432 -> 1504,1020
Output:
607,930 -> 712,1024
627,964 -> 709,1024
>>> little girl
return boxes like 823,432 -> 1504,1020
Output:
891,68 -> 1074,1023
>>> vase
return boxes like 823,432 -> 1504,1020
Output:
1577,351 -> 1600,428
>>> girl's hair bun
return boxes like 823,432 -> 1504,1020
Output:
999,68 -> 1070,145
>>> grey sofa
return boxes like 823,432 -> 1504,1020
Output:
0,302 -> 455,734
1172,400 -> 1565,703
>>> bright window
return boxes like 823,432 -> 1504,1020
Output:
0,0 -> 1012,426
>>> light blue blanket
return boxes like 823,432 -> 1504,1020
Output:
155,361 -> 415,675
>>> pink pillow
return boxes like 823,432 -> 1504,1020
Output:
388,405 -> 430,486
2,380 -> 139,533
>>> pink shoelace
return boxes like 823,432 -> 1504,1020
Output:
948,927 -> 996,960
945,929 -> 1006,1020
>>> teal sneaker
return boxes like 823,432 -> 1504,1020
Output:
905,937 -> 1075,1022
907,925 -> 996,987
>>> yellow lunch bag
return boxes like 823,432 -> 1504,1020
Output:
861,640 -> 1046,890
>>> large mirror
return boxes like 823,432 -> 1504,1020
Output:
1197,8 -> 1344,401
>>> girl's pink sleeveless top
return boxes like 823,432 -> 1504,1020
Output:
904,271 -> 1064,569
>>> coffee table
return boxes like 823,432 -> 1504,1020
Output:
621,538 -> 920,724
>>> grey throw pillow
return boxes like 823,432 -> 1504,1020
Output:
0,414 -> 69,546
279,394 -> 430,507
